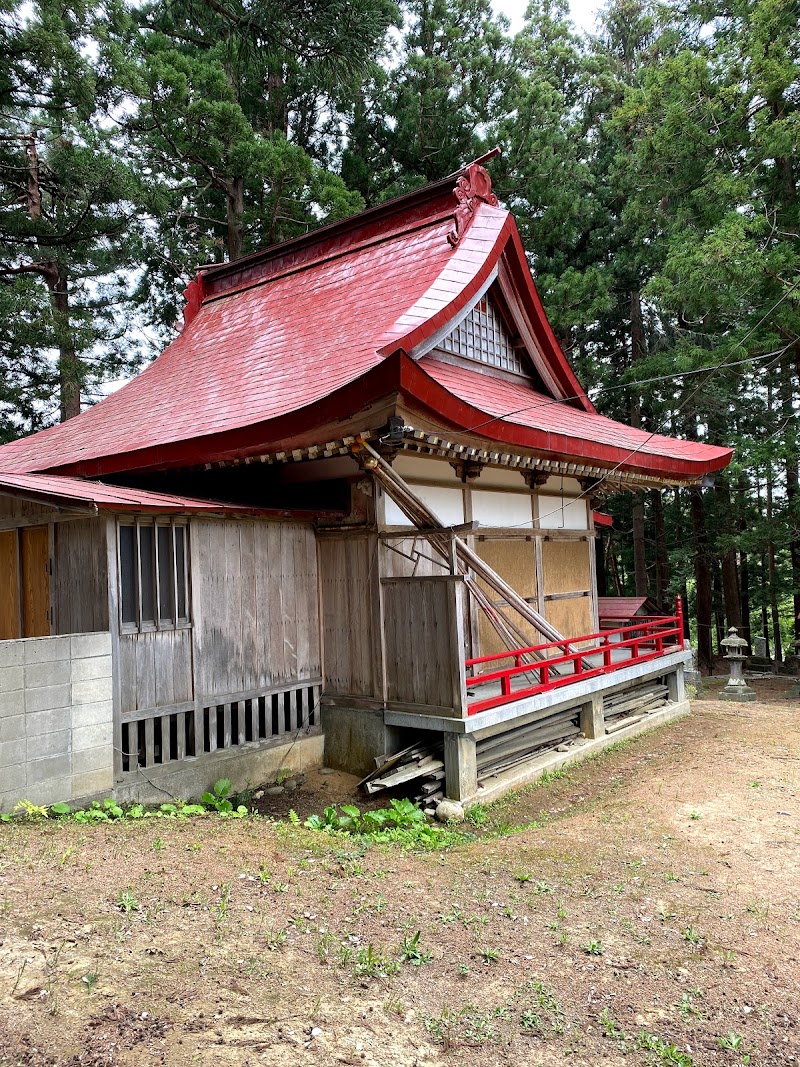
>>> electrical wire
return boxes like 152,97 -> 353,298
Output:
407,280 -> 800,529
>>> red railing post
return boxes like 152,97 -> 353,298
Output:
675,594 -> 684,645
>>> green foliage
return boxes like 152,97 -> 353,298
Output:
303,798 -> 468,849
399,930 -> 432,965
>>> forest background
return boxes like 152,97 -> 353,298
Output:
0,0 -> 797,669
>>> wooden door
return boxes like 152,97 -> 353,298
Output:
21,526 -> 50,637
0,529 -> 21,640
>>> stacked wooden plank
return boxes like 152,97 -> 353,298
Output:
476,708 -> 580,782
359,740 -> 445,800
602,681 -> 669,732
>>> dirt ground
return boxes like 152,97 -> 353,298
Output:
1,677 -> 798,1066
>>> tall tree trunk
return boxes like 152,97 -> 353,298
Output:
738,475 -> 750,644
651,489 -> 669,610
225,176 -> 245,261
629,290 -> 649,596
680,581 -> 690,640
766,465 -> 784,663
27,136 -> 79,421
740,549 -> 750,645
631,496 -> 648,596
690,487 -> 713,672
266,64 -> 288,137
44,261 -> 80,421
718,480 -> 742,631
713,561 -> 725,651
781,353 -> 800,645
759,553 -> 770,659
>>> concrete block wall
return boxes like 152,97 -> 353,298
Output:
0,632 -> 113,812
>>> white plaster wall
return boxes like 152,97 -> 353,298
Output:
537,494 -> 589,530
472,489 -> 533,529
384,484 -> 465,526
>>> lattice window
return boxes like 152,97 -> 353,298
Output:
439,297 -> 527,375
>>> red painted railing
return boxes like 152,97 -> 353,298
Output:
465,598 -> 683,716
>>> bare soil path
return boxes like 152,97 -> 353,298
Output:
1,680 -> 798,1066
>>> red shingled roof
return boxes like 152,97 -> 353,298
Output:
0,162 -> 732,483
417,358 -> 730,478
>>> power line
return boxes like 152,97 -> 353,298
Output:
412,279 -> 800,529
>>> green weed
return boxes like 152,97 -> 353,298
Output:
399,930 -> 432,966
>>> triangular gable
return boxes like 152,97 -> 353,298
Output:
436,292 -> 528,376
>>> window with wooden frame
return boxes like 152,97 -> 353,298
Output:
118,520 -> 189,631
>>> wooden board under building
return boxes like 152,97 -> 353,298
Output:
0,529 -> 21,640
476,538 -> 537,656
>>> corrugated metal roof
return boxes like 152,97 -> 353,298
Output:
0,472 -> 292,516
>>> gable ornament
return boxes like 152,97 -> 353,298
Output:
447,163 -> 499,247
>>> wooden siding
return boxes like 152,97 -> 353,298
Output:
0,494 -> 58,525
54,518 -> 109,634
119,627 -> 194,715
382,577 -> 466,714
380,535 -> 448,579
191,519 -> 320,702
318,535 -> 378,698
20,526 -> 49,637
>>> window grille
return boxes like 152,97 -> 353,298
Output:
439,297 -> 526,375
119,520 -> 189,631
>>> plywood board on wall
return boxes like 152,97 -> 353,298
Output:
21,525 -> 49,637
542,539 -> 591,595
0,529 -> 20,640
545,596 -> 594,642
475,538 -> 538,656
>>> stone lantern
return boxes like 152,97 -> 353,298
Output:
720,628 -> 757,702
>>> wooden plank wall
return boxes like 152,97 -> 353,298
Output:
53,518 -> 110,634
119,628 -> 194,715
380,535 -> 449,579
0,495 -> 57,525
191,519 -> 320,702
317,534 -> 378,698
382,577 -> 466,714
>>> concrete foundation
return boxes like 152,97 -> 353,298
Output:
321,703 -> 406,778
114,731 -> 324,805
720,684 -> 758,702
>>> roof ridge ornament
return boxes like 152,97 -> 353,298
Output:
182,273 -> 206,329
447,162 -> 499,247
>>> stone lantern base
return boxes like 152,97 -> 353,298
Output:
720,681 -> 757,702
